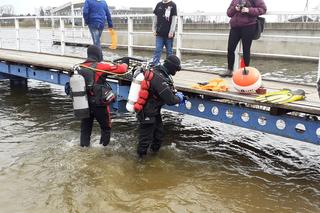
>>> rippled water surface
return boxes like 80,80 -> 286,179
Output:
0,79 -> 319,213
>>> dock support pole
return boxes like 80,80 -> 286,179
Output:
9,77 -> 27,90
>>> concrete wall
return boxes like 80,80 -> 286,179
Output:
102,22 -> 320,58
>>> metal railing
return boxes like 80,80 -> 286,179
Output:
0,11 -> 320,75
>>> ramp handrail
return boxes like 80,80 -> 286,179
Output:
0,11 -> 320,76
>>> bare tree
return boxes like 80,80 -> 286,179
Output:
39,7 -> 45,16
304,0 -> 309,11
0,5 -> 14,16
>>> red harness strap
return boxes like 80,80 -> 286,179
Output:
134,70 -> 154,112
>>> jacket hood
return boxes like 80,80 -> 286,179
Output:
86,45 -> 103,62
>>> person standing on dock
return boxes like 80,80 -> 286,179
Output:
136,55 -> 186,158
152,0 -> 178,65
219,0 -> 267,77
83,0 -> 113,47
76,45 -> 127,147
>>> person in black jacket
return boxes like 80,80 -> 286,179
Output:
152,0 -> 178,65
77,45 -> 127,147
137,55 -> 185,158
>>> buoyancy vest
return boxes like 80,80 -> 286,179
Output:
136,66 -> 176,116
134,70 -> 154,112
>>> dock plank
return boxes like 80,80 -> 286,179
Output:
0,49 -> 319,115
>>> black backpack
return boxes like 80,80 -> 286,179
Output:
79,63 -> 114,106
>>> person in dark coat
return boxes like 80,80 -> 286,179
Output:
137,55 -> 185,158
220,0 -> 267,77
78,45 -> 127,147
83,0 -> 113,47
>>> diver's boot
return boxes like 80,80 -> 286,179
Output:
100,131 -> 111,146
219,69 -> 233,77
150,143 -> 161,154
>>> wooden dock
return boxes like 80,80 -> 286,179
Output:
0,49 -> 319,116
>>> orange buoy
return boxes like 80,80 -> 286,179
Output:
232,67 -> 262,93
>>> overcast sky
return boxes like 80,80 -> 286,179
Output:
0,0 -> 319,15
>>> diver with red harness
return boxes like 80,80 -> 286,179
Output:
132,55 -> 186,158
69,45 -> 128,147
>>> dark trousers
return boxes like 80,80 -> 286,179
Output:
80,105 -> 111,147
227,24 -> 256,71
137,114 -> 164,156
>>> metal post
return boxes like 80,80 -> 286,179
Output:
176,15 -> 183,59
234,41 -> 242,71
81,18 -> 85,38
127,16 -> 133,57
14,19 -> 20,50
35,18 -> 41,53
318,50 -> 320,82
51,16 -> 55,39
71,3 -> 75,39
60,18 -> 65,56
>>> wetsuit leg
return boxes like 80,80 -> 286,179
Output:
80,113 -> 94,147
227,27 -> 242,71
94,105 -> 111,146
150,114 -> 164,153
138,122 -> 156,157
240,24 -> 256,66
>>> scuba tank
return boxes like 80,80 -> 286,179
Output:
126,67 -> 145,112
69,71 -> 90,119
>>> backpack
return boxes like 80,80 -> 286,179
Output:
252,0 -> 265,40
79,63 -> 114,106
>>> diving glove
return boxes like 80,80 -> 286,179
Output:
175,92 -> 186,104
255,89 -> 305,104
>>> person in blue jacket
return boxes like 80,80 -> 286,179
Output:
83,0 -> 113,47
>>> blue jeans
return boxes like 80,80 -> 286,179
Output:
89,27 -> 103,47
152,36 -> 173,65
